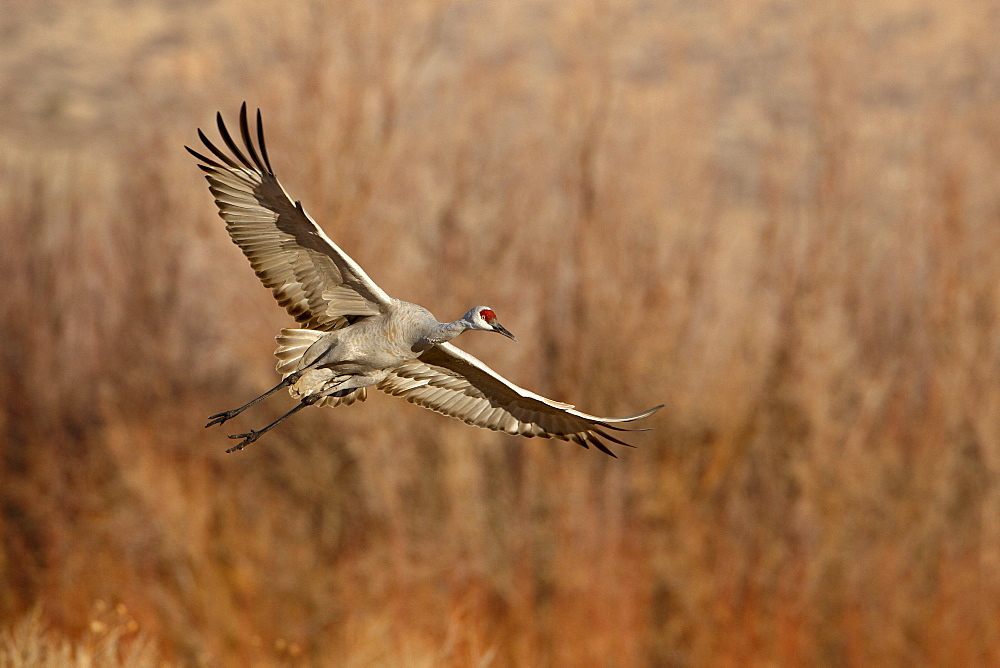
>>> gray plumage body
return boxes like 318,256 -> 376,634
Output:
289,301 -> 485,400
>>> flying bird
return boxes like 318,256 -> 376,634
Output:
187,104 -> 662,456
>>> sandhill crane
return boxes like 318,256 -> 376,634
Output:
187,104 -> 662,456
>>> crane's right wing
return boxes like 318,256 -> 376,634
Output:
186,103 -> 393,331
377,342 -> 662,457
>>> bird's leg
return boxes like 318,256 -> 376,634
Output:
224,396 -> 319,453
205,371 -> 302,428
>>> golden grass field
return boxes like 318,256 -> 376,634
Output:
2,0 -> 1000,665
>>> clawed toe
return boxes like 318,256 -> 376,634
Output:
205,411 -> 237,428
225,430 -> 259,453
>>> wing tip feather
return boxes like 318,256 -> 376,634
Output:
598,403 -> 665,424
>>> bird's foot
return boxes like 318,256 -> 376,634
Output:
225,430 -> 261,453
205,409 -> 241,429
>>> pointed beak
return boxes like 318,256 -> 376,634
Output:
492,322 -> 517,342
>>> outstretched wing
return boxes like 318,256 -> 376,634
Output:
377,343 -> 663,457
186,103 -> 392,331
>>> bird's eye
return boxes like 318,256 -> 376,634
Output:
479,309 -> 496,323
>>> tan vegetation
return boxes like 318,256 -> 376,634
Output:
2,0 -> 999,665
1,605 -> 162,668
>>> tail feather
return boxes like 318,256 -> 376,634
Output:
316,387 -> 367,407
275,328 -> 324,377
274,329 -> 367,408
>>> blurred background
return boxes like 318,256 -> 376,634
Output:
2,0 -> 1000,665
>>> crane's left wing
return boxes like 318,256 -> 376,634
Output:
377,342 -> 662,457
186,103 -> 393,331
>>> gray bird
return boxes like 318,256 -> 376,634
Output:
188,104 -> 662,456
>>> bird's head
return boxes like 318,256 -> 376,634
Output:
466,306 -> 517,341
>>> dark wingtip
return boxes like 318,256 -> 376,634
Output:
238,102 -> 268,174
593,428 -> 636,449
216,108 -> 254,170
196,127 -> 241,168
185,143 -> 227,171
589,434 -> 620,458
256,108 -> 274,175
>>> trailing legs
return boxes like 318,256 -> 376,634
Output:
224,395 -> 319,453
204,371 -> 303,428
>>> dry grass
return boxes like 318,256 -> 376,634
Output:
2,0 -> 1000,665
0,605 -> 162,668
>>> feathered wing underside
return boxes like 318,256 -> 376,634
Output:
186,103 -> 392,331
377,343 -> 663,457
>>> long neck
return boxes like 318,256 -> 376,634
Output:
427,318 -> 471,344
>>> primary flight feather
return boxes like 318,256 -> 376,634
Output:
188,104 -> 662,456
